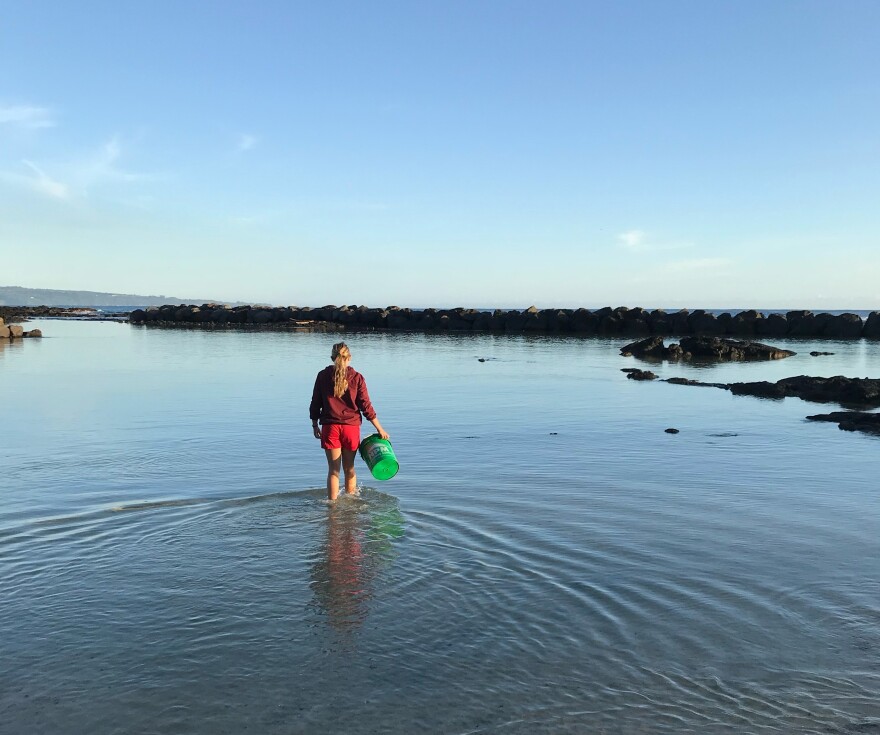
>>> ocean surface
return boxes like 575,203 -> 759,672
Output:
1,320 -> 878,734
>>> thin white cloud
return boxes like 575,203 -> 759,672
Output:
79,136 -> 145,185
0,105 -> 55,129
1,137 -> 151,202
618,229 -> 647,251
617,229 -> 694,254
21,160 -> 69,199
238,133 -> 257,152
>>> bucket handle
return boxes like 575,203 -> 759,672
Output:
367,432 -> 392,447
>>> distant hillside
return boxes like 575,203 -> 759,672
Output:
0,286 -> 242,307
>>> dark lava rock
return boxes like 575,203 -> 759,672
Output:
776,375 -> 880,406
121,302 -> 880,338
688,310 -> 718,335
823,313 -> 863,339
785,309 -> 813,336
669,309 -> 691,335
666,377 -> 702,386
671,374 -> 880,408
863,312 -> 880,339
755,313 -> 789,338
622,336 -> 795,362
715,312 -> 734,334
730,309 -> 763,336
678,336 -> 795,361
620,336 -> 666,358
598,314 -> 624,335
664,428 -> 680,434
649,309 -> 671,335
0,305 -> 101,321
24,329 -> 42,338
806,411 -> 880,435
251,309 -> 276,324
570,308 -> 599,334
622,307 -> 651,329
728,381 -> 787,399
665,377 -> 728,389
626,369 -> 657,381
810,351 -> 835,356
787,311 -> 818,337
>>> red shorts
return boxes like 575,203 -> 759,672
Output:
320,423 -> 360,451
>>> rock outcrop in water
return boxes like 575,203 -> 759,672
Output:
805,411 -> 880,435
620,336 -> 795,361
0,317 -> 42,340
621,368 -> 657,380
0,306 -> 104,322
662,374 -> 880,409
636,373 -> 880,438
127,304 -> 880,339
730,376 -> 880,405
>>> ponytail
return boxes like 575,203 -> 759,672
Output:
331,342 -> 351,398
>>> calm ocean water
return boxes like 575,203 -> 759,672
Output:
2,320 -> 878,734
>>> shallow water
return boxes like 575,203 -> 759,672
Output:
2,321 -> 879,734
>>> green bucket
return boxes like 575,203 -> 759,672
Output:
359,434 -> 399,481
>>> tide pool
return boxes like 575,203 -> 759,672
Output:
1,320 -> 878,733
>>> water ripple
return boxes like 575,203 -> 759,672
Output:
2,325 -> 879,734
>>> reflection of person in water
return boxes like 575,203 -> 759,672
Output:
310,497 -> 405,632
310,502 -> 375,632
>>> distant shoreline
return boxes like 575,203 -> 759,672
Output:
0,286 -> 247,308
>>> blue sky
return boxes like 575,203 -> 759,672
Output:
1,1 -> 878,308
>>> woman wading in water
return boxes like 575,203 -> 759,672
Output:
310,342 -> 389,501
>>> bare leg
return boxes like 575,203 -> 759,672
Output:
325,448 -> 342,501
342,448 -> 358,495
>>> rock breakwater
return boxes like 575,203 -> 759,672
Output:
129,305 -> 880,339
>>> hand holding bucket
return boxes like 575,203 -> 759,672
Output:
359,434 -> 399,481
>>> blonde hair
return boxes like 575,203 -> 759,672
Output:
331,342 -> 351,398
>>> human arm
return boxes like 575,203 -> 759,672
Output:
369,418 -> 389,440
309,375 -> 322,439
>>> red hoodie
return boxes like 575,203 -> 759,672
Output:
309,365 -> 377,426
